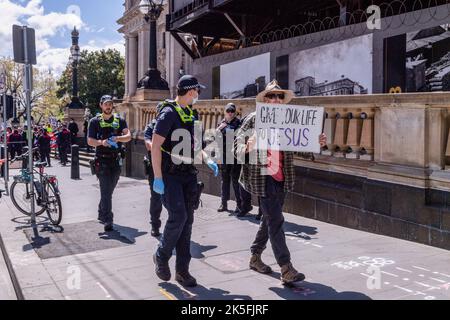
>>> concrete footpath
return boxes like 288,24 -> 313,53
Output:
0,164 -> 449,300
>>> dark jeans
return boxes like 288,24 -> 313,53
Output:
96,160 -> 121,224
240,185 -> 252,211
251,176 -> 291,267
60,145 -> 69,164
40,149 -> 51,166
157,172 -> 197,273
0,146 -> 5,178
220,164 -> 241,207
148,173 -> 163,230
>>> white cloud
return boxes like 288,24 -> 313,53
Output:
84,39 -> 125,56
0,0 -> 124,77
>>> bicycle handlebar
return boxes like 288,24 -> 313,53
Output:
11,147 -> 39,163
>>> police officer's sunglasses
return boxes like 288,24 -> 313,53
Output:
265,93 -> 285,100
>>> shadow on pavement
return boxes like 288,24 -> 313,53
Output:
99,224 -> 147,244
269,281 -> 372,300
191,240 -> 217,259
235,214 -> 319,240
160,282 -> 252,300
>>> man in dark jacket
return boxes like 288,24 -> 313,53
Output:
68,118 -> 79,145
216,103 -> 252,216
57,124 -> 72,166
38,129 -> 51,166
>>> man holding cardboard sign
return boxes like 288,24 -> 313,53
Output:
233,80 -> 326,285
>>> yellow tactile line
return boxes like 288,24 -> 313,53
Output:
159,288 -> 177,300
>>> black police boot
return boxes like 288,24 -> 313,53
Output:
217,202 -> 228,212
153,254 -> 171,281
175,270 -> 197,287
151,228 -> 161,238
104,222 -> 114,232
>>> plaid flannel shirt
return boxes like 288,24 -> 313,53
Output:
233,112 -> 313,197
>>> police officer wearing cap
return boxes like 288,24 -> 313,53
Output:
88,95 -> 131,232
151,75 -> 219,287
216,103 -> 250,215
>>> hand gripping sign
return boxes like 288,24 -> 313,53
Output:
255,103 -> 324,153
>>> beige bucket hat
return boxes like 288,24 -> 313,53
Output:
256,80 -> 294,104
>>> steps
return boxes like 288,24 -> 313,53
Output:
51,149 -> 95,168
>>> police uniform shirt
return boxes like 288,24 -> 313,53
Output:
88,115 -> 128,156
153,104 -> 199,164
144,119 -> 157,142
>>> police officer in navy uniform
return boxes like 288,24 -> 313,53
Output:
88,95 -> 131,232
151,75 -> 219,287
144,119 -> 163,237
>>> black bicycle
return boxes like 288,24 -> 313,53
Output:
9,150 -> 62,225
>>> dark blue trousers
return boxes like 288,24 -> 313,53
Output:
97,160 -> 121,224
157,172 -> 198,272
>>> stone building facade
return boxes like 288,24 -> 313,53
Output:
117,0 -> 192,100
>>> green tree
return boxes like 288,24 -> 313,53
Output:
56,49 -> 125,115
0,57 -> 63,124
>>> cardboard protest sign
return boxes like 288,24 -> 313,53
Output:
255,102 -> 324,153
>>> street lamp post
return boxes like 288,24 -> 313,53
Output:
137,0 -> 169,90
68,27 -> 83,109
11,89 -> 19,125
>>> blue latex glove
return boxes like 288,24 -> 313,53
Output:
207,159 -> 219,177
107,137 -> 119,149
153,178 -> 165,195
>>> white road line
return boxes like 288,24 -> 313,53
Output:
381,271 -> 399,278
311,244 -> 323,248
394,285 -> 413,293
96,282 -> 112,299
429,277 -> 447,284
396,267 -> 413,273
360,273 -> 370,278
413,266 -> 430,272
439,273 -> 450,278
414,281 -> 440,290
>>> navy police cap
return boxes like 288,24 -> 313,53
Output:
177,75 -> 206,91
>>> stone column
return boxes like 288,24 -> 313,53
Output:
138,27 -> 150,81
129,35 -> 138,97
124,36 -> 129,99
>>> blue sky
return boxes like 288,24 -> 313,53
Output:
0,0 -> 125,75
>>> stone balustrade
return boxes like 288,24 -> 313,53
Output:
117,92 -> 450,169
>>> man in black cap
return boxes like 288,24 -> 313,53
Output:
88,95 -> 131,232
151,75 -> 218,287
216,103 -> 251,215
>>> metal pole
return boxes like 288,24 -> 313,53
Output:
23,26 -> 35,227
149,19 -> 157,70
2,93 -> 8,195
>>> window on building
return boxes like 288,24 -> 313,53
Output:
162,32 -> 166,49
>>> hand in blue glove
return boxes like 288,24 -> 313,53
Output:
207,159 -> 219,177
107,137 -> 119,149
153,178 -> 165,195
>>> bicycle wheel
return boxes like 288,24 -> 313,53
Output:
44,182 -> 62,226
10,181 -> 46,216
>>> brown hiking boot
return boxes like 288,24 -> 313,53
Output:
281,262 -> 305,284
249,254 -> 272,274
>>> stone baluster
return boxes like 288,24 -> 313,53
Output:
359,109 -> 375,161
346,111 -> 364,159
322,109 -> 337,156
333,111 -> 350,158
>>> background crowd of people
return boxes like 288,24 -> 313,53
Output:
0,118 -> 79,176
